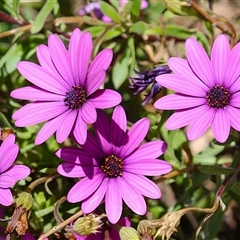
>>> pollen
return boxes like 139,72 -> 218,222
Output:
206,85 -> 231,108
64,86 -> 87,109
100,154 -> 123,178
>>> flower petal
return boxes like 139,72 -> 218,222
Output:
36,45 -> 71,89
211,34 -> 230,85
124,140 -> 166,162
86,69 -> 106,96
111,106 -> 127,154
67,174 -> 104,203
105,179 -> 122,224
56,110 -> 77,143
81,102 -> 97,124
17,62 -> 68,94
156,74 -> 208,97
119,118 -> 150,158
82,178 -> 108,213
187,106 -> 215,141
12,102 -> 67,127
6,165 -> 30,181
0,188 -> 13,206
88,89 -> 122,108
73,114 -> 87,145
230,92 -> 240,108
117,177 -> 146,215
212,108 -> 230,143
154,93 -> 206,110
225,106 -> 240,131
0,174 -> 15,188
88,49 -> 113,73
48,34 -> 74,86
69,28 -> 82,85
185,38 -> 214,87
0,136 -> 18,173
11,86 -> 65,101
123,173 -> 161,198
124,159 -> 172,176
77,32 -> 92,85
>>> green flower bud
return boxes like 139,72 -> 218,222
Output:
119,227 -> 140,240
73,214 -> 103,236
15,192 -> 33,211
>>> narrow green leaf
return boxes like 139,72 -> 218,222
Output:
123,1 -> 133,15
99,1 -> 120,23
0,112 -> 12,128
35,205 -> 54,218
129,21 -> 148,34
131,0 -> 141,19
12,0 -> 20,18
83,16 -> 110,26
197,165 -> 233,175
31,0 -> 57,34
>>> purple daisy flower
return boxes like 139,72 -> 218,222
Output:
154,34 -> 240,143
0,134 -> 30,206
56,106 -> 172,224
11,28 -> 122,145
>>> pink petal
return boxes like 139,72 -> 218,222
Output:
111,106 -> 127,154
48,34 -> 74,86
17,62 -> 68,94
212,109 -> 230,143
119,118 -> 150,158
124,140 -> 166,162
88,89 -> 122,108
6,165 -> 30,181
11,86 -> 65,101
0,174 -> 15,188
57,163 -> 100,178
77,32 -> 92,85
185,38 -> 214,87
67,174 -> 104,203
12,102 -> 67,127
168,57 -> 206,85
82,178 -> 108,213
105,179 -> 122,224
230,92 -> 240,107
187,107 -> 216,141
56,110 -> 77,143
88,49 -> 113,73
165,105 -> 210,130
124,159 -> 172,176
117,177 -> 146,215
154,93 -> 206,110
211,35 -> 230,85
123,173 -> 161,198
36,45 -> 71,89
225,106 -> 240,131
73,114 -> 88,145
0,136 -> 18,173
94,110 -> 112,154
156,74 -> 208,97
0,188 -> 13,206
230,79 -> 240,95
81,102 -> 97,124
86,69 -> 106,96
225,42 -> 240,88
69,28 -> 82,85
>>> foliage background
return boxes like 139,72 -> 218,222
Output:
1,0 -> 240,239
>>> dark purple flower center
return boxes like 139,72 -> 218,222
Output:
100,154 -> 123,178
206,85 -> 230,108
64,86 -> 87,109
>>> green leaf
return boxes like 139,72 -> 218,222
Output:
123,1 -> 133,15
31,0 -> 57,34
99,1 -> 120,23
35,205 -> 54,218
83,16 -> 111,26
84,26 -> 105,38
12,0 -> 20,18
197,165 -> 233,175
129,21 -> 148,34
0,112 -> 12,128
104,29 -> 122,41
131,0 -> 141,19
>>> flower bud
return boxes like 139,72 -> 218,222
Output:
119,227 -> 140,240
15,192 -> 33,211
73,214 -> 103,236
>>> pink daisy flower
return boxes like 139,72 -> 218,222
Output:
154,34 -> 240,143
11,28 -> 121,145
56,106 -> 172,224
0,134 -> 30,206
